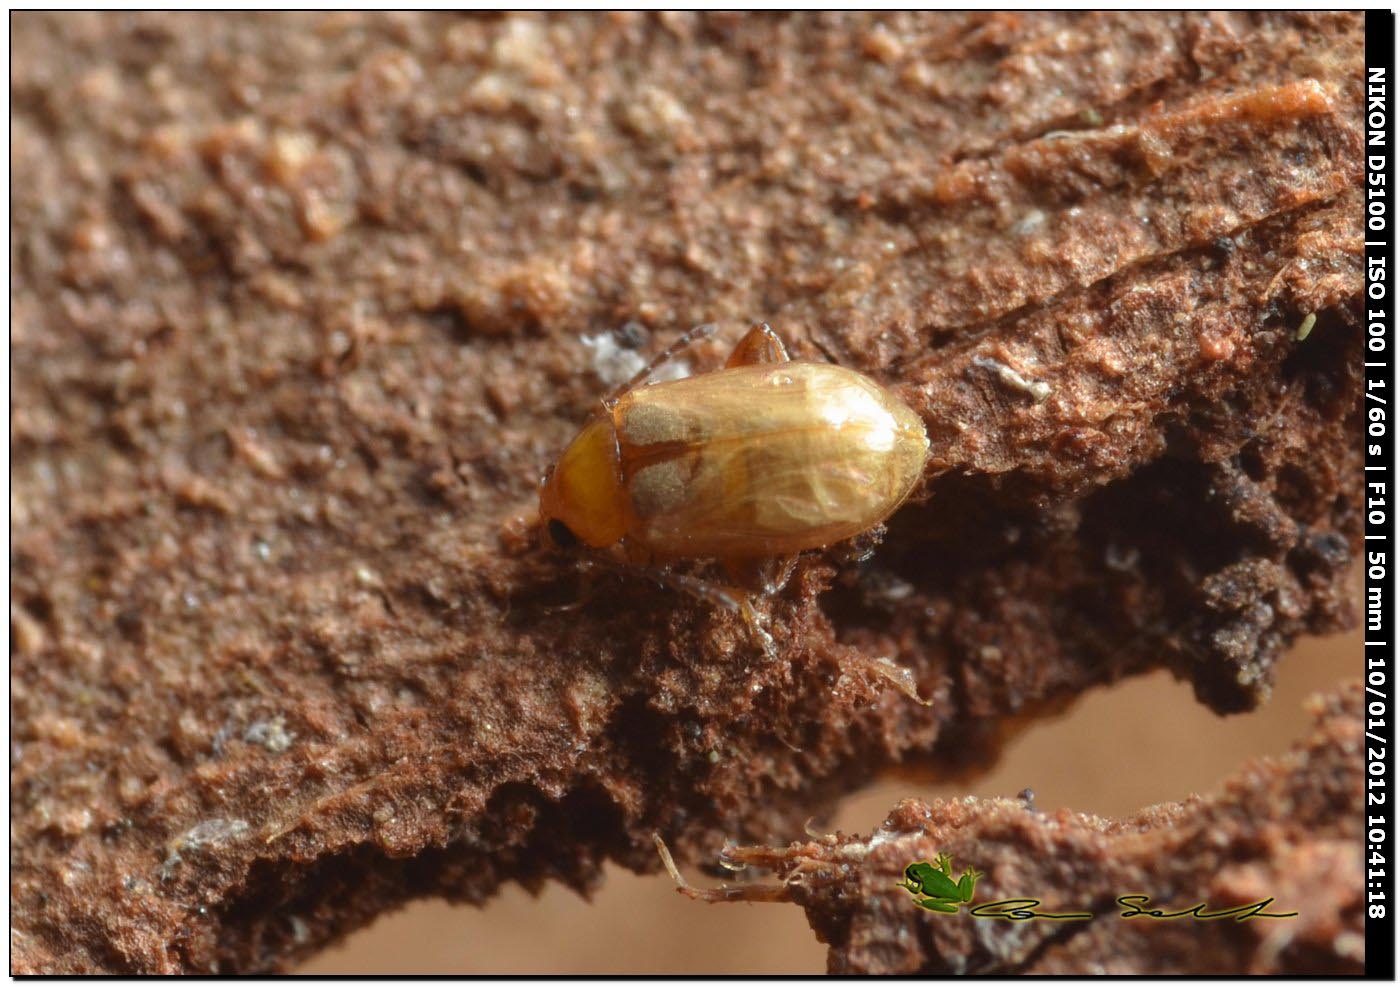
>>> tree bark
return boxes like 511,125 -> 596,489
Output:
11,12 -> 1363,972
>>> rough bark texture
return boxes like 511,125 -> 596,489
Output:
11,12 -> 1362,973
692,683 -> 1366,975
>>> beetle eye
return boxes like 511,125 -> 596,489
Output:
547,519 -> 580,548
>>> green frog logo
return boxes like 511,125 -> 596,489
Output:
898,852 -> 984,913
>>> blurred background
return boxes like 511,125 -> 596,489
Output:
302,623 -> 1359,974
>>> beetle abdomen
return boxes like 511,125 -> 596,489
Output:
613,362 -> 928,558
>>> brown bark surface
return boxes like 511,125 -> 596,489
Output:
688,683 -> 1366,975
11,12 -> 1363,972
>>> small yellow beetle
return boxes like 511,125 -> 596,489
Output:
539,323 -> 929,640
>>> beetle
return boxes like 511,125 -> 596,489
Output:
538,322 -> 929,648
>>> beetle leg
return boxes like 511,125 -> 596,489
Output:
655,565 -> 778,658
830,524 -> 885,565
573,551 -> 779,658
737,595 -> 777,659
725,322 -> 790,367
639,568 -> 777,660
601,322 -> 719,408
651,569 -> 743,612
539,561 -> 601,614
722,554 -> 797,596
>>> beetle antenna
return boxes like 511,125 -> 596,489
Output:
603,322 -> 719,406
